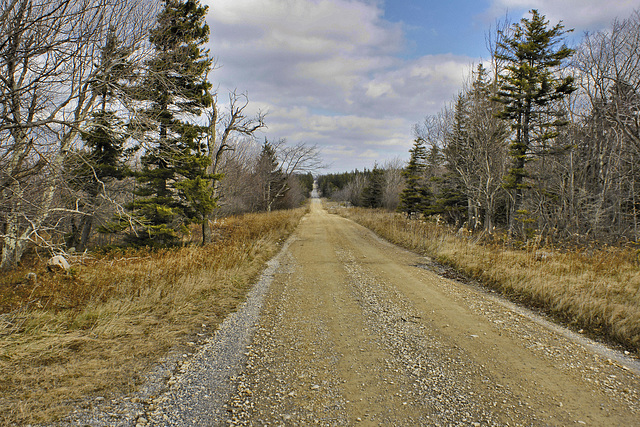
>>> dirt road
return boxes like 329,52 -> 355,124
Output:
218,199 -> 640,426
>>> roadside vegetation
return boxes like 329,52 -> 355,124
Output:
0,208 -> 306,425
334,205 -> 640,354
321,10 -> 640,249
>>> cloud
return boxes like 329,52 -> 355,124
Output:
263,105 -> 411,171
203,0 -> 474,172
487,0 -> 639,32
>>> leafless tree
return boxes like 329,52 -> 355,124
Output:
0,0 -> 156,268
572,10 -> 640,241
381,158 -> 404,211
260,139 -> 323,212
333,174 -> 368,207
214,138 -> 262,215
201,90 -> 266,242
451,67 -> 509,232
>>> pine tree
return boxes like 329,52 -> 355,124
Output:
257,141 -> 287,212
494,9 -> 575,236
66,28 -> 132,250
398,139 -> 430,216
362,164 -> 385,208
127,0 -> 215,246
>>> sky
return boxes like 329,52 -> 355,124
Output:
203,0 -> 640,173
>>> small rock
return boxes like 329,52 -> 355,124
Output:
47,255 -> 70,272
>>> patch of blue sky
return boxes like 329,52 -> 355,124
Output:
382,0 -> 493,59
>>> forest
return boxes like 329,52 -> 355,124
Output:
0,0 -> 318,270
321,9 -> 640,248
2,3 -> 640,423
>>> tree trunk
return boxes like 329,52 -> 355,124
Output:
78,214 -> 94,251
1,186 -> 21,270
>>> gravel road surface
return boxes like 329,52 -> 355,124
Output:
61,199 -> 640,426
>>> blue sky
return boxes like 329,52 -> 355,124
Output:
383,0 -> 491,58
204,0 -> 639,173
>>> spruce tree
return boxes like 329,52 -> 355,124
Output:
494,9 -> 575,236
66,28 -> 132,250
361,164 -> 385,208
398,138 -> 430,216
257,141 -> 287,212
128,0 -> 215,246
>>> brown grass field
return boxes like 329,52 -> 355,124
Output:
0,208 -> 306,425
334,206 -> 640,355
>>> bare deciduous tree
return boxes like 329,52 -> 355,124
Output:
381,158 -> 404,211
260,139 -> 323,212
201,90 -> 266,242
0,0 -> 155,268
572,10 -> 640,241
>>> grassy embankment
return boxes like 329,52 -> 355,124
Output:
0,207 -> 306,425
335,205 -> 640,354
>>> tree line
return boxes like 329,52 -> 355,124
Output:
0,0 -> 318,269
322,9 -> 640,246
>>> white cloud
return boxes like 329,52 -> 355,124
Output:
204,0 -> 475,172
488,0 -> 639,31
366,81 -> 395,98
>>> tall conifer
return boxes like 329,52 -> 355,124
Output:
128,0 -> 215,245
66,29 -> 132,250
257,141 -> 287,212
398,139 -> 430,216
362,165 -> 385,208
494,9 -> 575,236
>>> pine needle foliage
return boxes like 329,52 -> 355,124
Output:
398,139 -> 431,216
494,9 -> 575,235
127,0 -> 216,246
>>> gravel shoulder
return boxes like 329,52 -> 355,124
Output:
57,199 -> 640,426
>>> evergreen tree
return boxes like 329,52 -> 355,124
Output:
66,28 -> 133,250
494,9 -> 575,236
442,95 -> 472,223
257,141 -> 287,212
127,0 -> 215,246
297,173 -> 314,197
425,173 -> 467,225
398,138 -> 430,216
361,164 -> 385,208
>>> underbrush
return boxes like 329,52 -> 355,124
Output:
335,206 -> 640,354
0,207 -> 306,425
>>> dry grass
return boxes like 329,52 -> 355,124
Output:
0,207 -> 306,426
335,206 -> 640,353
